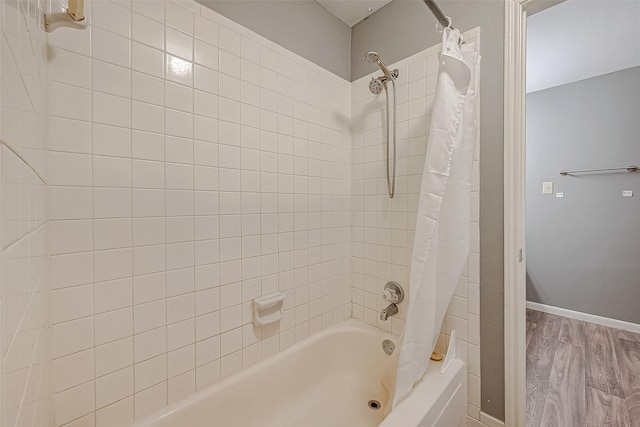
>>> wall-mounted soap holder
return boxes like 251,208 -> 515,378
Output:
253,292 -> 285,326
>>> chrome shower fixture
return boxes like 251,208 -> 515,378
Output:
364,51 -> 399,95
363,51 -> 394,80
368,70 -> 400,95
369,78 -> 384,95
363,51 -> 379,63
363,51 -> 399,199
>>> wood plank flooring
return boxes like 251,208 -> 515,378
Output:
526,309 -> 640,427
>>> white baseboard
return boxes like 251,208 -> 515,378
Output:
479,412 -> 505,427
526,301 -> 640,334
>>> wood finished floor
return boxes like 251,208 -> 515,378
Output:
526,309 -> 640,427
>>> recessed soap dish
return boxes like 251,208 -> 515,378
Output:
253,292 -> 285,326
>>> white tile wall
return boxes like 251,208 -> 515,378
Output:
1,0 -> 52,426
35,1 -> 487,424
350,28 -> 483,422
47,1 -> 351,424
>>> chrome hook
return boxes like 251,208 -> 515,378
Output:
435,16 -> 452,33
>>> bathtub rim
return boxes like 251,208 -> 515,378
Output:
378,358 -> 467,427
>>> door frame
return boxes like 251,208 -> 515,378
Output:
503,0 -> 562,425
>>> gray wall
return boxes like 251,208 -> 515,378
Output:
196,1 -> 352,80
352,0 -> 505,420
526,67 -> 640,323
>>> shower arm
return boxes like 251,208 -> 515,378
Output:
376,59 -> 395,81
376,69 -> 400,85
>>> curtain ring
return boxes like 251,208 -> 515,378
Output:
435,16 -> 452,33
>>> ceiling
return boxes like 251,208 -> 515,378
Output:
315,0 -> 393,27
527,0 -> 640,93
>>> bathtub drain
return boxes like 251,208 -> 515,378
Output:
382,339 -> 395,355
368,400 -> 381,410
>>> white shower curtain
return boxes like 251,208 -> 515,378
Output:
385,27 -> 480,409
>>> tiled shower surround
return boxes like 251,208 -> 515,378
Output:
46,1 -> 351,425
1,0 -> 481,425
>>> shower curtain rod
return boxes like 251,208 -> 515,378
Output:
422,0 -> 454,30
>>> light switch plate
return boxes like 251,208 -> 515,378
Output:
543,182 -> 553,194
623,190 -> 633,197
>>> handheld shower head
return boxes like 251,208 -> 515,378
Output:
363,51 -> 393,81
369,78 -> 384,95
363,51 -> 380,64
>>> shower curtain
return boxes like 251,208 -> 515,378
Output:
384,27 -> 480,409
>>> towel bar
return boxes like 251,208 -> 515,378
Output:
560,165 -> 638,176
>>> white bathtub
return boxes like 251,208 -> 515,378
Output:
133,320 -> 466,427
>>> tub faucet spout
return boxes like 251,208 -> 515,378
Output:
380,303 -> 398,321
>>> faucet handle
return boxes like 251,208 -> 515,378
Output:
382,288 -> 399,303
382,281 -> 404,304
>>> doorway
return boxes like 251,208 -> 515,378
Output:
505,0 -> 640,425
524,1 -> 640,425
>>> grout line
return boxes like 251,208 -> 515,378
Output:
1,280 -> 40,364
84,5 -> 98,414
12,329 -> 44,427
0,141 -> 47,185
1,32 -> 38,112
161,0 -> 169,409
190,7 -> 197,392
128,0 -> 136,415
1,221 -> 46,253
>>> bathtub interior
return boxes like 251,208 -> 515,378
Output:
134,320 -> 395,427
